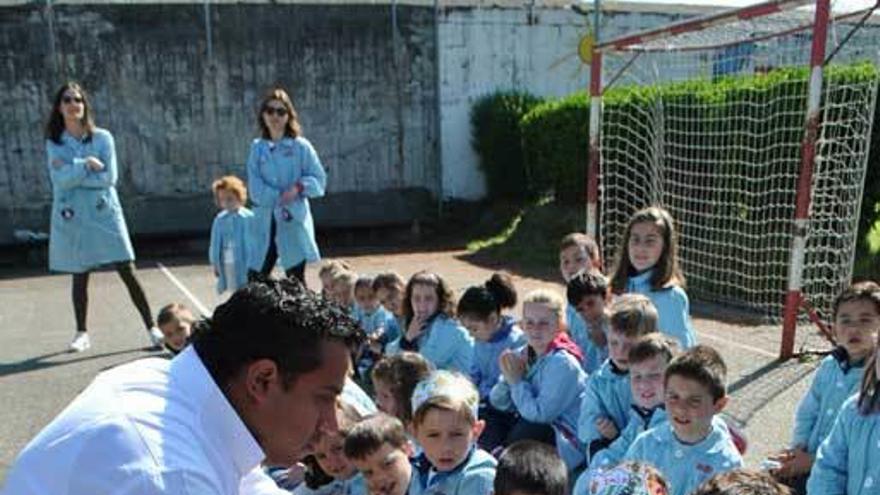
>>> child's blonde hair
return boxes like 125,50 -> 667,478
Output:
319,260 -> 352,279
610,206 -> 684,293
332,269 -> 358,288
522,289 -> 566,324
211,175 -> 247,204
411,371 -> 480,427
609,294 -> 659,338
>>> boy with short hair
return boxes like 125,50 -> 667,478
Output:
578,294 -> 660,463
344,413 -> 415,495
493,440 -> 568,495
410,371 -> 496,495
624,345 -> 743,495
156,303 -> 196,354
567,270 -> 611,373
331,269 -> 358,317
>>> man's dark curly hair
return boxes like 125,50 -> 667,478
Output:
192,276 -> 364,389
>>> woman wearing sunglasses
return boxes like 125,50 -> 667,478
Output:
246,87 -> 327,285
45,82 -> 162,353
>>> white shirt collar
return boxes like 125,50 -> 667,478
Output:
173,346 -> 265,478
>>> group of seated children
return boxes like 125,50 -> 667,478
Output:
158,204 -> 879,495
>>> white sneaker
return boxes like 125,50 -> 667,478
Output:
69,332 -> 91,352
147,326 -> 164,349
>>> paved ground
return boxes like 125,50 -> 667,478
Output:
0,246 -> 833,483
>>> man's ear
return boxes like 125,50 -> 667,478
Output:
713,395 -> 729,414
244,359 -> 281,405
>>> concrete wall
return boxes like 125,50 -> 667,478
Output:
0,1 -> 439,245
0,0 -> 713,244
436,3 -> 695,199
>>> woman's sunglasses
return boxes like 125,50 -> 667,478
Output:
263,106 -> 288,117
62,96 -> 84,104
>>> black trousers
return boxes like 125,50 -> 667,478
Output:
257,215 -> 306,285
72,261 -> 154,333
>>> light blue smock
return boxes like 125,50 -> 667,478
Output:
470,316 -> 526,401
807,394 -> 880,495
47,129 -> 135,273
625,270 -> 696,349
578,358 -> 632,456
386,314 -> 474,374
792,348 -> 864,455
409,447 -> 496,495
291,473 -> 367,495
246,137 -> 326,271
623,418 -> 743,495
567,304 -> 609,374
573,406 -> 668,494
490,346 -> 588,471
209,207 -> 254,293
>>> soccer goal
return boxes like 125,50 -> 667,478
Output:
586,0 -> 880,358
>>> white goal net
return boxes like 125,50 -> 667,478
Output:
595,0 -> 880,325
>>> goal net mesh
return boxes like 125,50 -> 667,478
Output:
598,1 -> 880,322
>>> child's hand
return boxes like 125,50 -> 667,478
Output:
596,417 -> 619,440
769,448 -> 813,479
499,350 -> 526,384
406,315 -> 426,342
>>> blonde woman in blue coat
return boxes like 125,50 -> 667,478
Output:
45,82 -> 162,353
246,87 -> 326,285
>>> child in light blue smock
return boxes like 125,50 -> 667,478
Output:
579,294 -> 660,464
352,274 -> 398,382
246,88 -> 326,284
457,272 -> 526,452
559,233 -> 607,374
769,282 -> 880,493
387,271 -> 474,374
609,206 -> 696,349
567,271 -> 611,373
624,345 -> 743,495
806,282 -> 880,495
586,334 -> 676,474
209,176 -> 253,294
330,270 -> 358,318
293,396 -> 371,495
490,289 -> 588,472
409,371 -> 497,495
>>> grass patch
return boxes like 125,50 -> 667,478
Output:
465,198 -> 585,271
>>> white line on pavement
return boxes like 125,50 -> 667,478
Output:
696,331 -> 778,358
157,262 -> 211,317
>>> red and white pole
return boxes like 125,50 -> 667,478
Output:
781,0 -> 830,359
587,51 -> 602,241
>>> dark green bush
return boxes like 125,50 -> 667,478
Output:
520,93 -> 590,204
470,91 -> 544,200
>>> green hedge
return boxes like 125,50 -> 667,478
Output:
470,91 -> 544,200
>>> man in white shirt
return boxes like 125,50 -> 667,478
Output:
2,277 -> 364,495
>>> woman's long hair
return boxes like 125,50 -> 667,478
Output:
257,87 -> 302,140
45,82 -> 95,144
